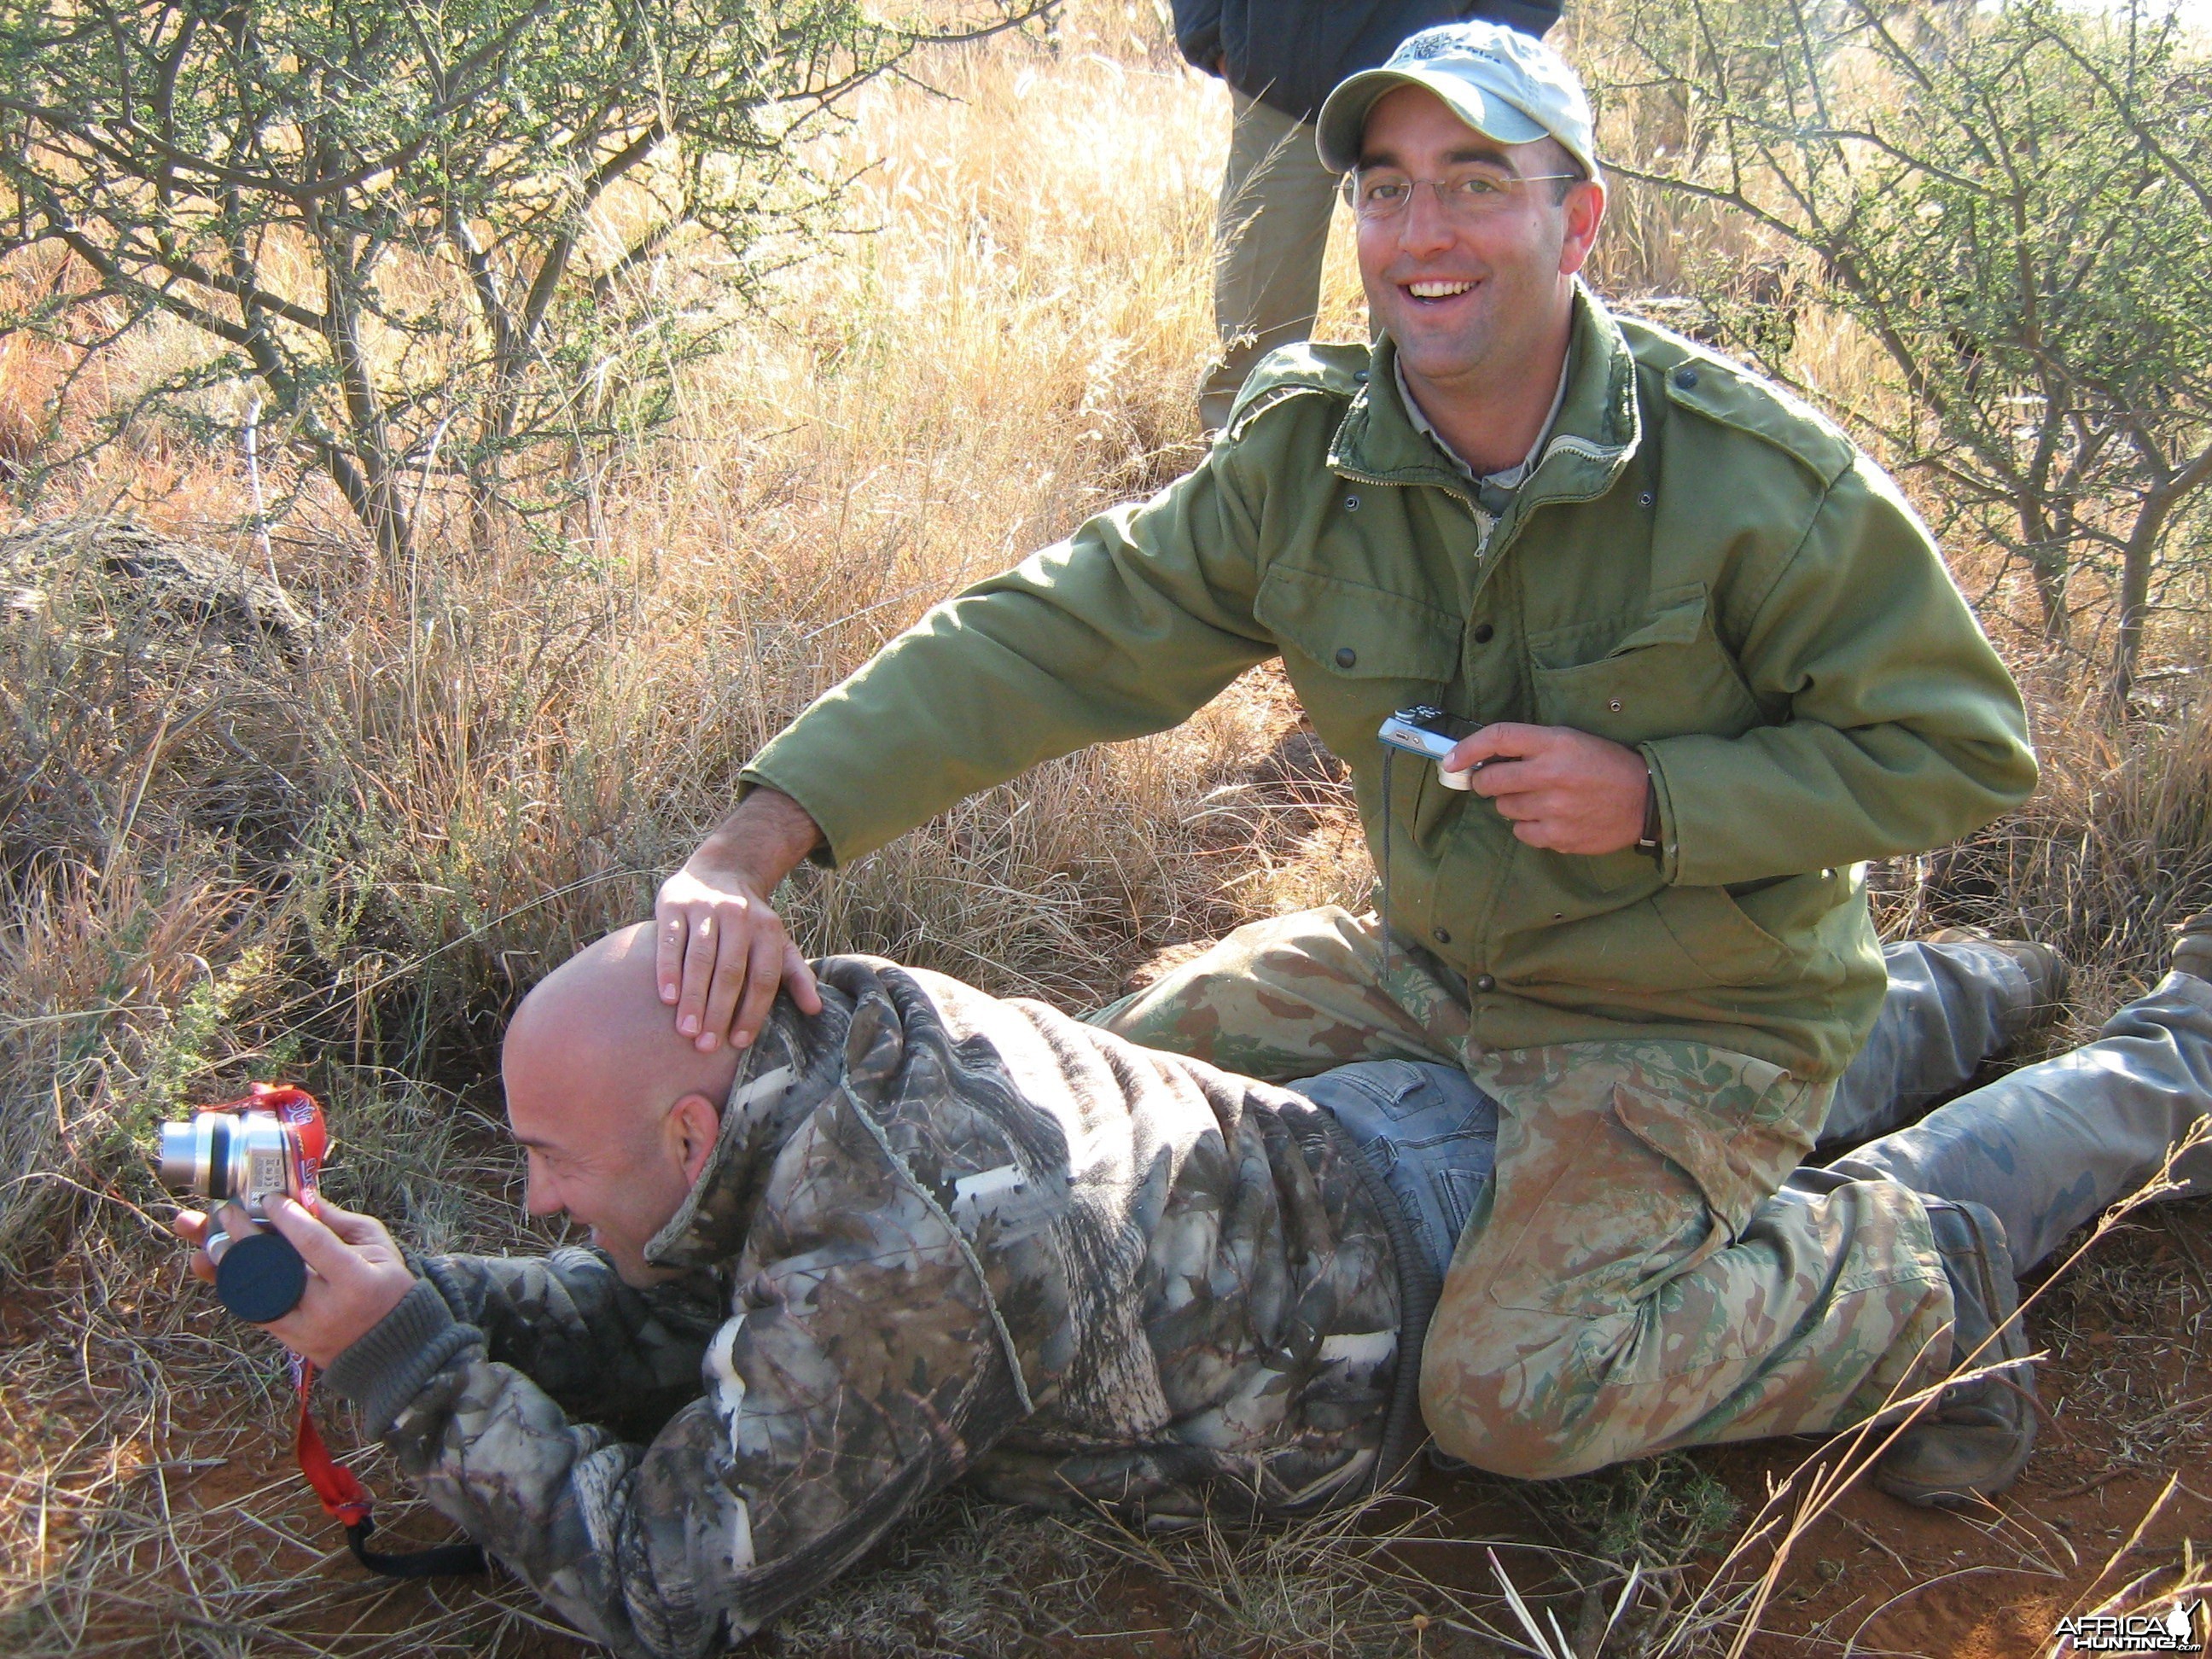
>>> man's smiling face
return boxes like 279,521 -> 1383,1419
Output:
1354,84 -> 1601,393
505,1075 -> 701,1286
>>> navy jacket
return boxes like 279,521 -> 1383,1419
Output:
1173,0 -> 1563,124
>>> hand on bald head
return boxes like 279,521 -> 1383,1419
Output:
506,921 -> 743,1126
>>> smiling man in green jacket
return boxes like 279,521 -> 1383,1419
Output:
652,24 -> 2040,1504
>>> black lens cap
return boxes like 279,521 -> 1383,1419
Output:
215,1228 -> 308,1322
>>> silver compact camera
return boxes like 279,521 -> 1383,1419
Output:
160,1108 -> 308,1225
1377,704 -> 1474,762
155,1086 -> 329,1321
1378,706 -> 1489,791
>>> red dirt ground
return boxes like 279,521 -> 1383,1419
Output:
7,1190 -> 2206,1657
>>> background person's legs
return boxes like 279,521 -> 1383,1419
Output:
1197,91 -> 1340,434
1831,970 -> 2212,1269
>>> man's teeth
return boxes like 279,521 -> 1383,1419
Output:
1407,280 -> 1472,298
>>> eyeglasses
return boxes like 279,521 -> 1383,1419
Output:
1342,166 -> 1584,224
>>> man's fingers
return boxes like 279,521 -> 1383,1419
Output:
730,928 -> 787,1050
263,1195 -> 361,1280
1487,789 -> 1534,819
1446,721 -> 1550,772
311,1195 -> 370,1230
674,913 -> 723,1039
696,920 -> 760,1052
654,909 -> 687,1005
1511,818 -> 1577,851
1488,789 -> 1569,822
313,1199 -> 388,1248
174,1209 -> 217,1284
1467,757 -> 1545,799
783,943 -> 823,1016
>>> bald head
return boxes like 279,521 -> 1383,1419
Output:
504,921 -> 741,1282
507,921 -> 742,1126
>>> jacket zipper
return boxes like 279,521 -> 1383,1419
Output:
1335,452 -> 1627,985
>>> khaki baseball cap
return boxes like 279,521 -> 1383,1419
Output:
1315,20 -> 1598,180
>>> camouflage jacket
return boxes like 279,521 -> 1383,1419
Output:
323,958 -> 1423,1657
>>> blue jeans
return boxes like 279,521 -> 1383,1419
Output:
1294,1057 -> 1499,1286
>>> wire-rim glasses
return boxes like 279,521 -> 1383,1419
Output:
1342,166 -> 1583,224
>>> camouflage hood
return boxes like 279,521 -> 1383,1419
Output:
637,986 -> 842,1275
335,957 -> 1420,1656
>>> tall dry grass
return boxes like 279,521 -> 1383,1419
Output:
2,0 -> 2209,1653
0,4 -> 1324,1244
0,9 -> 1388,1652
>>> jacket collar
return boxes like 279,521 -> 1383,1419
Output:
643,996 -> 841,1272
1330,282 -> 1641,514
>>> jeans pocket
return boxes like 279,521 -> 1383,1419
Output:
1293,1059 -> 1500,1284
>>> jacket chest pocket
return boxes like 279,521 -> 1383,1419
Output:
1528,585 -> 1761,747
1254,566 -> 1462,761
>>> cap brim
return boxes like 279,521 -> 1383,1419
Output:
1315,67 -> 1551,173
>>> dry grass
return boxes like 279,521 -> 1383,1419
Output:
3,0 -> 2210,1654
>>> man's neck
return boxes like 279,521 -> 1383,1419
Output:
1399,304 -> 1576,478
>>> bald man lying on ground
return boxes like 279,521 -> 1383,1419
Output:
174,919 -> 2212,1658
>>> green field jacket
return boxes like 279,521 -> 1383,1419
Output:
744,288 -> 2037,1080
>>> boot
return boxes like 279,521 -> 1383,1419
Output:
2173,911 -> 2212,983
1924,928 -> 2071,1033
1872,1197 -> 2038,1507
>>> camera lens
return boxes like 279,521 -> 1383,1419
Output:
156,1115 -> 231,1199
158,1119 -> 204,1193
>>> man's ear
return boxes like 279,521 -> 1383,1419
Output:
1557,176 -> 1606,278
669,1092 -> 722,1186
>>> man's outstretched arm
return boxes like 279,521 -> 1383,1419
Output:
662,442 -> 1278,1049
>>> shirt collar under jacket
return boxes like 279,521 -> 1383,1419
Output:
1330,282 -> 1642,519
1393,346 -> 1571,493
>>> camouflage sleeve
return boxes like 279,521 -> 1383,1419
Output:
329,1093 -> 1029,1658
413,1249 -> 725,1443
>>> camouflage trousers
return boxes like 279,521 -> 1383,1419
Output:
1094,905 -> 1959,1480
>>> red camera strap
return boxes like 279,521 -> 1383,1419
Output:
294,1363 -> 373,1528
203,1086 -> 486,1579
294,1361 -> 486,1578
